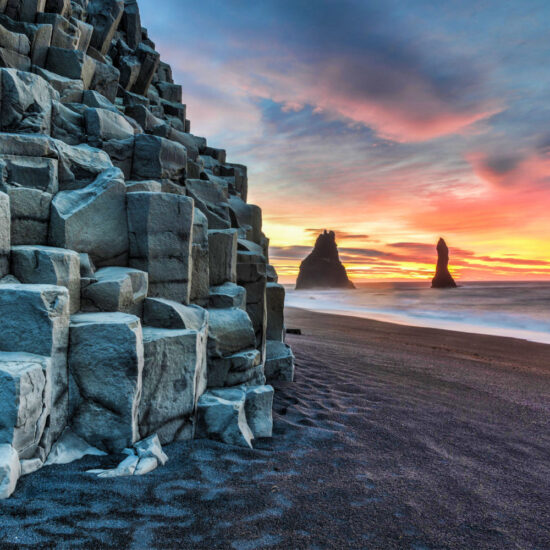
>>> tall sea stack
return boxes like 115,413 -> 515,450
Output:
432,238 -> 457,288
296,230 -> 355,290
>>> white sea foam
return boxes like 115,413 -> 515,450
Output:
285,281 -> 550,345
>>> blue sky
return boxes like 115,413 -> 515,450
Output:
139,0 -> 550,281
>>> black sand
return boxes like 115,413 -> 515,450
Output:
1,307 -> 549,549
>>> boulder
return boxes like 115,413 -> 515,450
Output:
139,325 -> 207,444
89,58 -> 119,102
120,0 -> 141,49
266,282 -> 285,341
0,67 -> 57,134
0,191 -> 9,277
195,387 -> 253,448
244,385 -> 273,438
265,340 -> 294,382
1,154 -> 58,193
207,307 -> 255,359
5,185 -> 51,245
84,106 -> 134,145
0,444 -> 20,500
81,266 -> 148,315
68,312 -> 143,453
10,245 -> 80,313
0,352 -> 51,459
207,348 -> 260,388
0,284 -> 70,452
49,167 -> 129,267
208,229 -> 237,286
190,207 -> 209,305
34,66 -> 84,103
143,298 -> 207,331
127,192 -> 193,303
131,134 -> 187,182
44,427 -> 106,465
45,47 -> 96,88
208,282 -> 246,310
86,0 -> 124,55
130,41 -> 159,96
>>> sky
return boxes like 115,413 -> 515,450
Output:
139,0 -> 550,283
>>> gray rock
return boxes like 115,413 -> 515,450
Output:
0,284 -> 70,453
266,282 -> 285,341
120,0 -> 141,50
196,387 -> 253,448
1,154 -> 58,193
143,298 -> 207,331
190,207 -> 209,305
209,282 -> 246,310
207,348 -> 260,388
5,185 -> 51,245
207,307 -> 255,359
49,167 -> 129,267
0,191 -> 9,276
10,245 -> 80,313
51,100 -> 85,144
46,47 -> 96,88
244,385 -> 273,438
131,134 -> 187,182
265,340 -> 294,382
130,41 -> 159,96
86,0 -> 124,55
84,107 -> 134,145
127,192 -> 193,304
134,434 -> 168,466
139,326 -> 207,444
228,196 -> 262,244
89,58 -> 119,102
81,266 -> 148,315
208,229 -> 237,286
0,67 -> 57,134
0,352 -> 51,459
33,66 -> 84,103
0,22 -> 30,54
68,312 -> 143,453
44,427 -> 107,466
0,444 -> 20,500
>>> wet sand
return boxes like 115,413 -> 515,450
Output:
1,307 -> 549,549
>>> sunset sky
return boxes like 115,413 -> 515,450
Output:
140,0 -> 550,283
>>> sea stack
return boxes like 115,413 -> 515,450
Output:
296,231 -> 355,290
432,238 -> 457,288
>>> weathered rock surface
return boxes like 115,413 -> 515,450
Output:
244,385 -> 274,438
265,340 -> 295,382
10,245 -> 80,313
0,444 -> 20,499
296,230 -> 355,290
196,387 -> 254,448
0,284 -> 70,453
0,0 -> 291,497
127,192 -> 193,303
139,324 -> 206,443
432,238 -> 457,289
68,312 -> 143,453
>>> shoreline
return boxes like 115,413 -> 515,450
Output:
285,303 -> 550,346
0,307 -> 548,548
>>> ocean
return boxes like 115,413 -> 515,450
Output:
285,281 -> 550,345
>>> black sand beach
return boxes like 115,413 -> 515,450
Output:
1,307 -> 549,549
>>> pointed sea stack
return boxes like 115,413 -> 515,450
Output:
296,231 -> 355,290
432,238 -> 457,288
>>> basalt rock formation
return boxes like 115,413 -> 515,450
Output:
0,0 -> 294,498
431,238 -> 457,288
296,230 -> 355,290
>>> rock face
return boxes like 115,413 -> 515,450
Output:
296,230 -> 355,290
431,238 -> 457,289
0,0 -> 293,498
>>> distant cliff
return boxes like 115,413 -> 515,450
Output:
296,231 -> 355,290
432,238 -> 457,288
